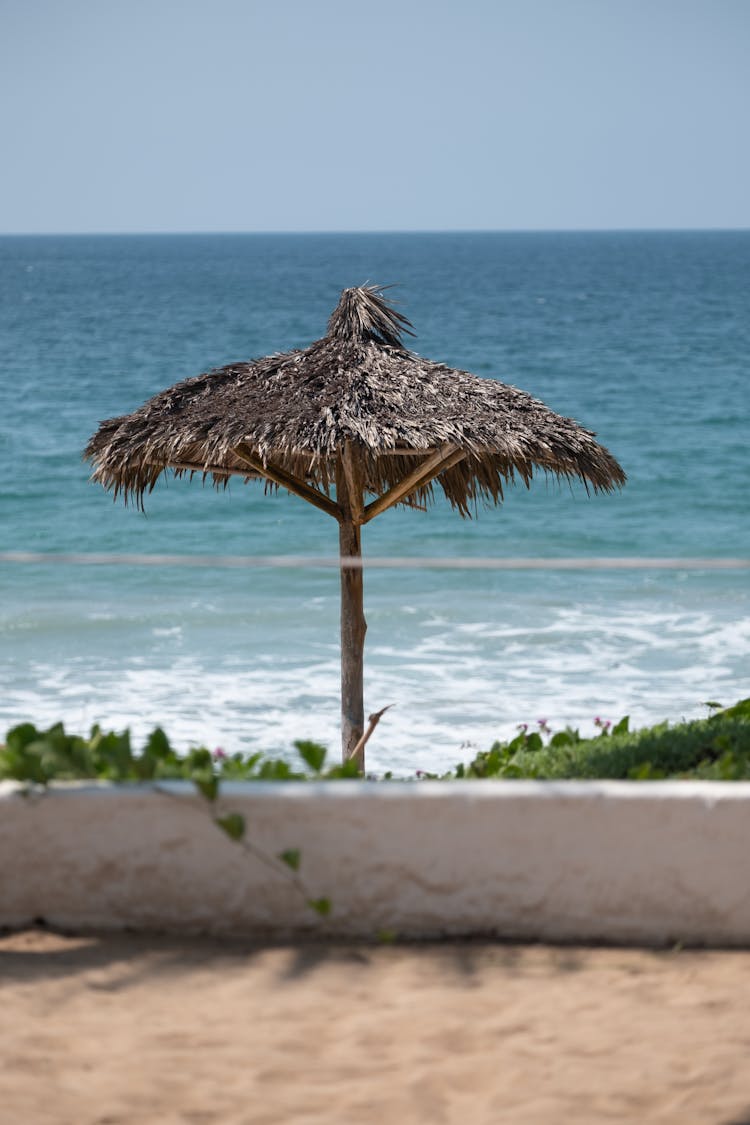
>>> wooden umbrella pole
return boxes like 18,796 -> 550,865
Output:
339,516 -> 366,768
337,445 -> 366,769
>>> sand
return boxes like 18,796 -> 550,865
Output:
2,929 -> 750,1125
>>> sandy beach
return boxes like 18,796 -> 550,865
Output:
2,929 -> 750,1124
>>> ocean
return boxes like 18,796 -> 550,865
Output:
1,231 -> 748,773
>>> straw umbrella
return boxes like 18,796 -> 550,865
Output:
85,285 -> 625,770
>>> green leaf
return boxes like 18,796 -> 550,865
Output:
258,759 -> 296,780
279,848 -> 301,871
506,733 -> 527,753
215,813 -> 245,841
702,701 -> 723,712
185,746 -> 214,771
144,727 -> 172,760
612,716 -> 630,736
715,698 -> 750,721
323,758 -> 361,779
500,763 -> 527,778
716,752 -> 743,780
628,761 -> 665,780
294,740 -> 327,773
307,897 -> 331,917
193,773 -> 219,802
5,723 -> 41,754
550,729 -> 575,748
93,729 -> 134,779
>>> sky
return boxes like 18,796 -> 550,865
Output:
1,0 -> 748,233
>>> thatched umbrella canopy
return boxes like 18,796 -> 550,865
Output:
85,285 -> 625,769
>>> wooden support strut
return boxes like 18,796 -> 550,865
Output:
361,445 -> 466,524
234,444 -> 341,521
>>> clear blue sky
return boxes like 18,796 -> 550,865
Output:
2,0 -> 748,232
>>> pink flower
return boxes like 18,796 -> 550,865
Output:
537,718 -> 551,734
517,722 -> 529,733
213,747 -> 227,760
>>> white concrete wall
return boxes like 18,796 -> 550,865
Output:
2,780 -> 750,944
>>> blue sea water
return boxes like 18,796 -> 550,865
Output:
1,231 -> 748,772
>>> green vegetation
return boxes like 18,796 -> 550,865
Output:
448,698 -> 750,781
1,699 -> 749,785
0,724 -> 358,787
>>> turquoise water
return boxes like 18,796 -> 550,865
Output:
1,232 -> 748,770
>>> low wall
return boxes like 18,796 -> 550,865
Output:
2,780 -> 750,944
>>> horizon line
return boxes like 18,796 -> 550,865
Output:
1,226 -> 749,238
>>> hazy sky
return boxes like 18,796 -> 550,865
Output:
2,0 -> 748,232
